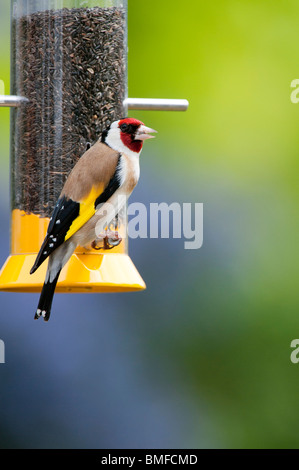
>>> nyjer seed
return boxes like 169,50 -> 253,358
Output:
11,6 -> 126,218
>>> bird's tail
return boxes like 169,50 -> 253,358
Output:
34,270 -> 61,322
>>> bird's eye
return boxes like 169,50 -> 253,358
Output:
120,123 -> 129,132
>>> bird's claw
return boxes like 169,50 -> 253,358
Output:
91,240 -> 102,250
91,231 -> 122,251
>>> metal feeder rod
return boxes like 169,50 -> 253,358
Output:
0,95 -> 28,107
0,95 -> 189,111
125,98 -> 189,111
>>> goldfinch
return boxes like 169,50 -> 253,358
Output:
30,118 -> 157,321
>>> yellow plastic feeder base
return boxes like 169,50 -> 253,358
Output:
0,209 -> 146,293
0,253 -> 146,293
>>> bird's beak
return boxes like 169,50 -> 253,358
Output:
135,125 -> 157,141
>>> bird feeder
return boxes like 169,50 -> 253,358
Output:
0,0 -> 188,294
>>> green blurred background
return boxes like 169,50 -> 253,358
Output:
1,0 -> 299,449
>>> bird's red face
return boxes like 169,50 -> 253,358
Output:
118,118 -> 157,153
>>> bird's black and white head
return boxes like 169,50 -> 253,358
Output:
102,118 -> 157,157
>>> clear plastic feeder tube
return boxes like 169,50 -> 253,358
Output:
0,0 -> 146,292
11,0 -> 127,218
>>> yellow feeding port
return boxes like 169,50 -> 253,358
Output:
0,210 -> 146,293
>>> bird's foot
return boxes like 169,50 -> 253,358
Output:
104,233 -> 122,250
91,231 -> 122,251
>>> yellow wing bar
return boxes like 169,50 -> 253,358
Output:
65,185 -> 103,241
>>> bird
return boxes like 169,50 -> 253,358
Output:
30,117 -> 157,321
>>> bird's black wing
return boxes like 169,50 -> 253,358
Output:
30,195 -> 80,274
